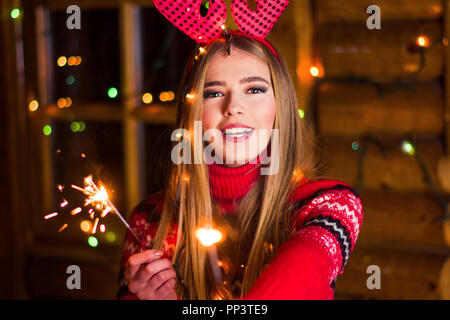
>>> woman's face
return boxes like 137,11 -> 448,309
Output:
202,46 -> 276,166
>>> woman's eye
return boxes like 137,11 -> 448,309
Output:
248,87 -> 267,94
203,91 -> 222,99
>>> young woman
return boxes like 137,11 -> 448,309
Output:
117,31 -> 364,300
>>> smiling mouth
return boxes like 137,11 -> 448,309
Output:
221,127 -> 254,138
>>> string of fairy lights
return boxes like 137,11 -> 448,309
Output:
308,34 -> 450,222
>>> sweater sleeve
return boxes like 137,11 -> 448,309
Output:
117,194 -> 164,300
242,184 -> 363,300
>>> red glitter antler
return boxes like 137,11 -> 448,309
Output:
230,0 -> 290,39
153,0 -> 227,43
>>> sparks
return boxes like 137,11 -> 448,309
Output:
60,199 -> 68,208
44,212 -> 58,220
195,227 -> 223,247
58,224 -> 68,232
71,207 -> 82,215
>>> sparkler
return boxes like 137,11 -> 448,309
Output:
195,226 -> 224,285
44,174 -> 145,250
70,175 -> 145,250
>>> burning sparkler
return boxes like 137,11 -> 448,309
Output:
44,174 -> 145,250
195,225 -> 224,285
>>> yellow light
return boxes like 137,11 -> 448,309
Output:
67,56 -> 77,66
28,100 -> 39,112
57,98 -> 66,108
198,47 -> 206,54
80,220 -> 92,233
417,36 -> 429,47
195,227 -> 223,247
221,24 -> 226,30
310,66 -> 320,77
57,56 -> 67,67
166,91 -> 175,101
186,92 -> 196,100
142,93 -> 153,104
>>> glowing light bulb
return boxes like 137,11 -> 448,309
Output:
298,109 -> 305,119
142,93 -> 153,104
29,100 -> 39,112
43,125 -> 52,136
88,236 -> 98,247
108,87 -> 118,99
417,36 -> 429,47
401,140 -> 415,156
80,220 -> 92,233
10,8 -> 20,19
310,66 -> 320,77
57,56 -> 67,67
195,227 -> 223,247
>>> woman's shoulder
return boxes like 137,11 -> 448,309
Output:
290,177 -> 360,205
289,177 -> 363,228
129,190 -> 166,224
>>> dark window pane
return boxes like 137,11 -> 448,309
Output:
144,124 -> 174,196
38,120 -> 125,247
140,7 -> 196,105
50,9 -> 121,105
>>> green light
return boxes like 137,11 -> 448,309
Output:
65,75 -> 75,85
107,87 -> 118,99
70,121 -> 80,132
43,125 -> 52,136
298,109 -> 305,119
351,141 -> 359,151
88,236 -> 98,247
10,8 -> 20,19
401,141 -> 415,156
205,1 -> 210,9
78,121 -> 86,132
105,231 -> 116,243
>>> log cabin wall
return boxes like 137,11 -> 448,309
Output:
311,0 -> 450,299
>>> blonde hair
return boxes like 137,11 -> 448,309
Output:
152,34 -> 324,299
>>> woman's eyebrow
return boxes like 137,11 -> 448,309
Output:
204,76 -> 270,88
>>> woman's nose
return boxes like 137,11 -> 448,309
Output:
223,96 -> 244,117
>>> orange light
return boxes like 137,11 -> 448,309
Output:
310,66 -> 320,77
74,56 -> 82,65
28,100 -> 39,112
57,56 -> 67,67
58,224 -> 68,232
166,91 -> 175,101
65,97 -> 72,107
80,220 -> 92,233
417,36 -> 429,47
81,153 -> 86,158
67,56 -> 77,66
57,98 -> 66,108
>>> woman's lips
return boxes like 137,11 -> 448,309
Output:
222,128 -> 255,143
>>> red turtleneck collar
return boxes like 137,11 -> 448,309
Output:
207,154 -> 266,213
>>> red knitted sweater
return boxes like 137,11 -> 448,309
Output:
117,157 -> 363,300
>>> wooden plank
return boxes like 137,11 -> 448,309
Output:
335,245 -> 450,299
318,21 -> 443,81
317,82 -> 445,138
359,190 -> 447,251
320,137 -> 444,192
132,103 -> 177,124
291,0 -> 315,112
444,0 -> 450,154
316,0 -> 443,25
44,103 -> 122,122
120,3 -> 145,215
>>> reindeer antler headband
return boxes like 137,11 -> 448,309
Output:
153,0 -> 289,68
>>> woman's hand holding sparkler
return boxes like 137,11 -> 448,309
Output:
125,249 -> 178,300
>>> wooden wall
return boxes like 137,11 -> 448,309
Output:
311,0 -> 450,299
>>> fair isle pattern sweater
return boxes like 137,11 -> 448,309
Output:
117,158 -> 363,300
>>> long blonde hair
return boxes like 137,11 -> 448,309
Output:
152,34 -> 324,299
